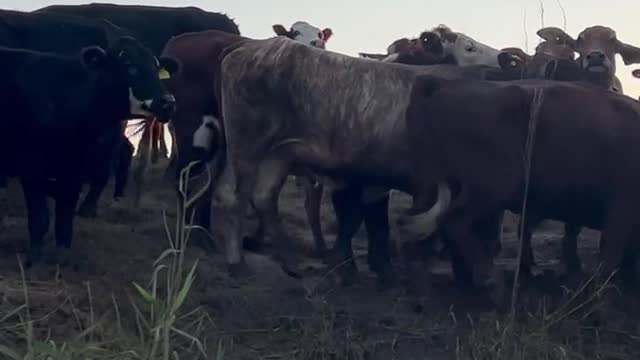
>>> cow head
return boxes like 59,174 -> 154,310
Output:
273,21 -> 332,49
382,31 -> 448,65
430,24 -> 501,67
537,26 -> 640,86
81,36 -> 180,122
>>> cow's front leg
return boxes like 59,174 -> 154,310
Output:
54,179 -> 82,267
362,189 -> 396,288
252,156 -> 302,278
326,184 -> 364,286
19,177 -> 50,267
114,137 -> 135,200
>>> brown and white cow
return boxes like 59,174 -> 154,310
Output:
161,21 -> 332,250
403,75 -> 640,290
213,36 -> 524,285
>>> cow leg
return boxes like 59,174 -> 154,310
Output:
19,177 -> 50,266
54,179 -> 82,267
362,191 -> 396,288
516,215 -> 539,278
251,156 -> 302,278
599,205 -> 634,284
150,119 -> 160,164
327,184 -> 364,285
114,138 -> 134,200
132,120 -> 152,208
158,124 -> 168,160
302,177 -> 327,256
562,223 -> 582,274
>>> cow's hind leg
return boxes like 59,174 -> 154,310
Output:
251,156 -> 302,278
20,178 -> 50,266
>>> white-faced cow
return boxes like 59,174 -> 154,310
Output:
162,21 -> 333,251
0,36 -> 178,267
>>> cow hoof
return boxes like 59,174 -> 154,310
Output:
275,254 -> 304,279
228,262 -> 253,280
376,267 -> 398,290
338,265 -> 359,287
77,205 -> 98,219
25,247 -> 43,268
321,246 -> 344,266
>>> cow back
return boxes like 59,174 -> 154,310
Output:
36,4 -> 240,54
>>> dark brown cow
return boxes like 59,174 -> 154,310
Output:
495,27 -> 639,278
161,21 -> 333,250
404,76 -> 640,288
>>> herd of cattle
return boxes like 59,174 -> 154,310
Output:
1,3 -> 640,299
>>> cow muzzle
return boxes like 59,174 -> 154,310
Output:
146,94 -> 176,123
584,51 -> 609,72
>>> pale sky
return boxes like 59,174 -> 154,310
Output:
7,0 -> 640,98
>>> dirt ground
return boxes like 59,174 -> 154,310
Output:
1,158 -> 640,359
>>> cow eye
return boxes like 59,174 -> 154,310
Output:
291,30 -> 301,37
466,45 -> 476,52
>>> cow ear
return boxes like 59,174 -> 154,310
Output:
81,46 -> 108,70
633,69 -> 640,79
321,28 -> 333,41
616,40 -> 640,65
272,24 -> 289,37
537,27 -> 576,48
158,56 -> 180,77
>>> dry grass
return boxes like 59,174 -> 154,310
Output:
0,162 -> 211,360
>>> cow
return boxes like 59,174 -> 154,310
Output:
0,36 -> 179,266
360,24 -> 501,67
496,26 -> 640,278
211,36 -> 525,286
402,75 -> 640,291
162,21 -> 333,252
0,9 -> 162,218
36,3 -> 241,211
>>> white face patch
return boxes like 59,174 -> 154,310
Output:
193,115 -> 220,151
445,33 -> 501,67
129,88 -> 153,117
290,21 -> 326,48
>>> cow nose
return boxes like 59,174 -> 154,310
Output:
150,94 -> 176,121
586,51 -> 606,66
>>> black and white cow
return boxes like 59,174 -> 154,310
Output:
35,3 -> 241,213
0,35 -> 178,266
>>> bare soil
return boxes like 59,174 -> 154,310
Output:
1,158 -> 640,359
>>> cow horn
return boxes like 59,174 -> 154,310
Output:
537,27 -> 576,47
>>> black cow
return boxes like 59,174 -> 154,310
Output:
35,3 -> 241,213
0,9 -> 148,218
0,36 -> 179,266
36,3 -> 241,54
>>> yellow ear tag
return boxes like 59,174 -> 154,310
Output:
158,68 -> 171,80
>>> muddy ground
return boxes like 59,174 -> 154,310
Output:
1,158 -> 640,359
